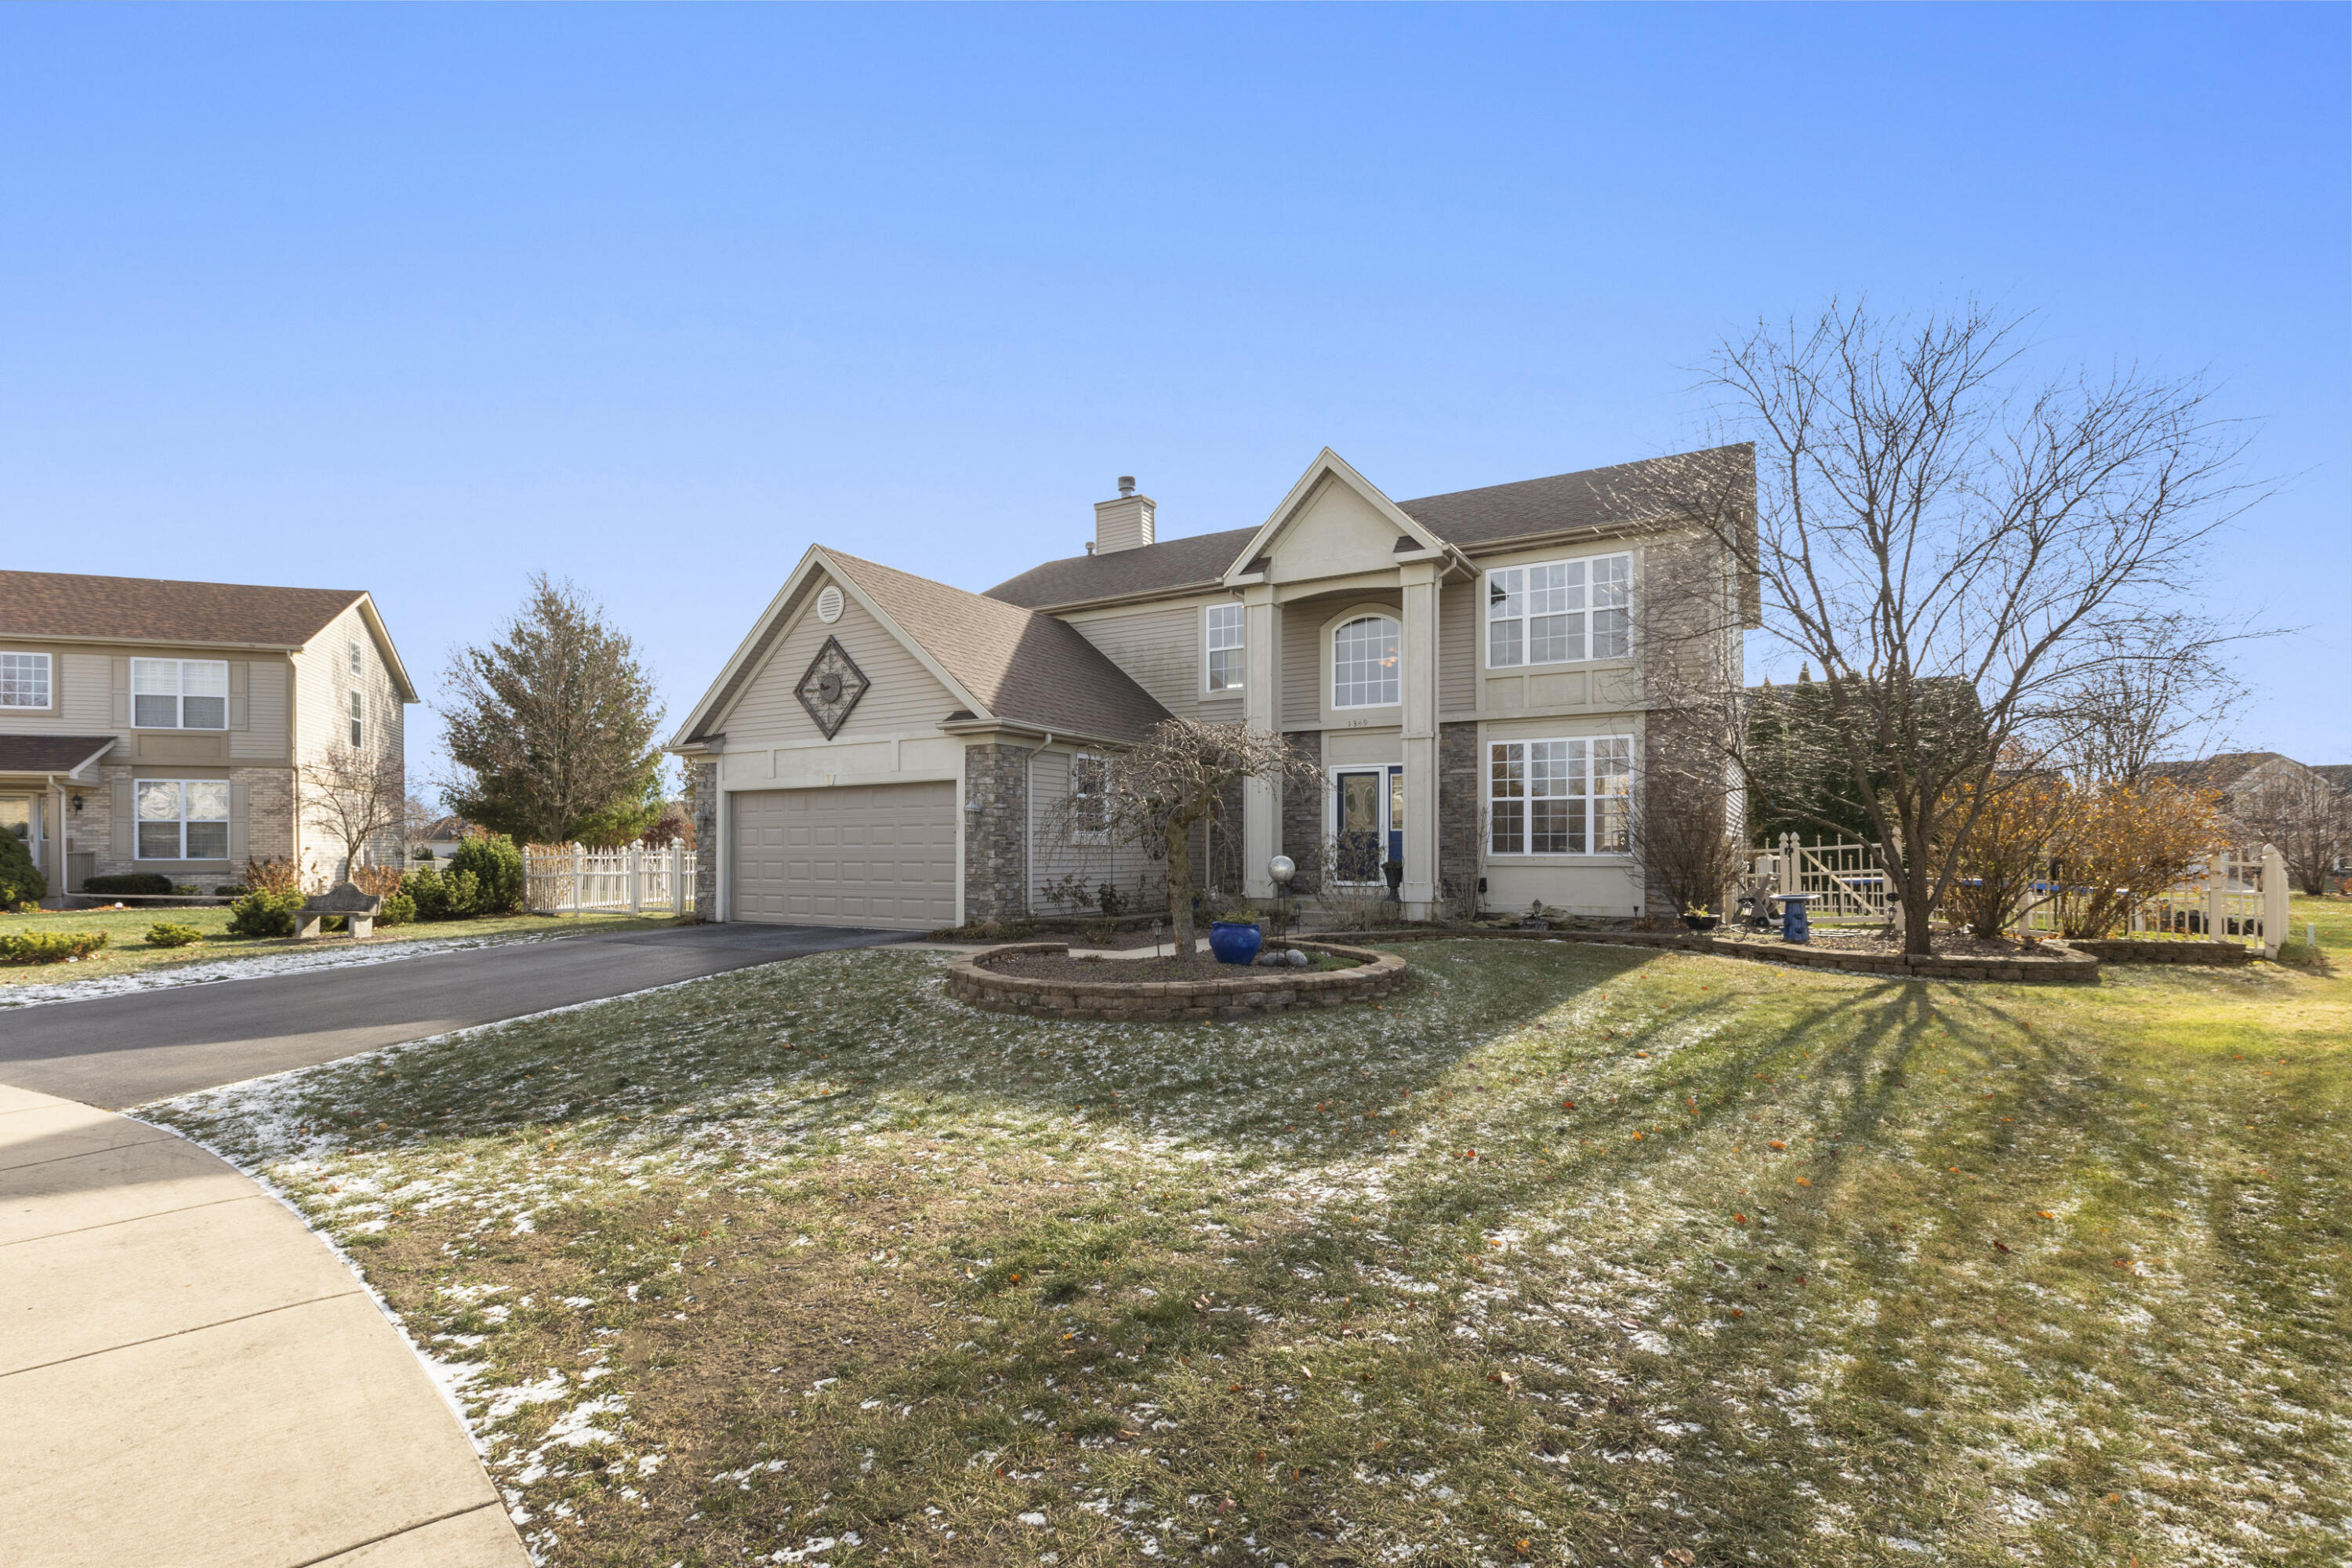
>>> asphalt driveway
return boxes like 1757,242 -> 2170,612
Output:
0,922 -> 913,1109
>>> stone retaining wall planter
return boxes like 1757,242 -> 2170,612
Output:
2064,938 -> 2252,966
1319,925 -> 2102,984
946,941 -> 1408,1022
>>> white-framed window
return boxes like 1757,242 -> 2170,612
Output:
1205,603 -> 1245,693
1487,736 -> 1632,855
1332,615 -> 1400,708
1485,552 -> 1632,667
348,689 -> 365,748
135,779 -> 230,860
1070,753 -> 1111,841
348,640 -> 364,677
0,652 -> 51,709
131,659 -> 229,730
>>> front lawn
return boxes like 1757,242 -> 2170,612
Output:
146,902 -> 2352,1566
0,905 -> 684,989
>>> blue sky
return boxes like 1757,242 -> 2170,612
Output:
3,4 -> 2345,782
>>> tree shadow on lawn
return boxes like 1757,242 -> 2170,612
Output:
149,945 -> 2348,1566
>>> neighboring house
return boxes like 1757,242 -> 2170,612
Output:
668,446 -> 1756,931
408,814 -> 474,861
2143,751 -> 2338,819
0,571 -> 415,900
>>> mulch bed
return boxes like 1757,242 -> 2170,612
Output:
1710,928 -> 2052,960
981,952 -> 1355,985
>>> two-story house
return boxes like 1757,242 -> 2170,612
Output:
0,572 -> 416,900
669,445 -> 1755,930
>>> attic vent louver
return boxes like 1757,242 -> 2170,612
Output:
816,584 -> 844,623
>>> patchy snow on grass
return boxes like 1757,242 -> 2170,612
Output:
0,927 -> 572,1009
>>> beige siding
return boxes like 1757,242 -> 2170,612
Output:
0,643 -> 292,761
717,573 -> 960,746
1279,608 -> 1318,731
291,601 -> 407,880
230,661 -> 289,759
1439,579 -> 1476,716
1263,477 -> 1409,585
1025,747 -> 1160,914
1061,604 -> 1203,720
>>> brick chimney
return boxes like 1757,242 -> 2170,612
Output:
1093,475 -> 1156,554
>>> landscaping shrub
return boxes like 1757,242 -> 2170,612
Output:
1,930 -> 107,964
447,833 -> 524,914
0,831 -> 45,906
376,890 -> 416,927
412,846 -> 435,862
85,873 -> 172,897
146,921 -> 204,948
227,891 -> 306,938
212,884 -> 247,897
402,865 -> 481,920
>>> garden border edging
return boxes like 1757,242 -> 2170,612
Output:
946,940 -> 1408,1022
1323,925 -> 2103,983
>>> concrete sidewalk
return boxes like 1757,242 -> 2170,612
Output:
0,1083 -> 525,1568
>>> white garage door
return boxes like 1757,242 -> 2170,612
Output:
731,782 -> 958,930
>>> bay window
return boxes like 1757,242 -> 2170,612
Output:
1487,736 -> 1632,855
1485,552 -> 1632,666
136,779 -> 230,860
132,659 -> 229,729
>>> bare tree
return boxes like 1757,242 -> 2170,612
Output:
2234,768 -> 2347,895
300,745 -> 408,884
1636,299 -> 2258,953
1073,720 -> 1322,968
1631,745 -> 1750,917
2034,616 -> 2253,785
439,575 -> 666,846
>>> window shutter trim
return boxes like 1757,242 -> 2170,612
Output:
229,662 -> 249,730
111,775 -> 133,858
111,658 -> 129,728
229,779 -> 249,862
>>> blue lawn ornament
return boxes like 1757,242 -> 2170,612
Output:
1780,893 -> 1815,944
1209,920 -> 1264,965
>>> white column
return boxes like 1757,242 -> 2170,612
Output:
572,843 -> 583,918
1242,585 -> 1282,900
1399,561 -> 1439,918
673,839 -> 686,914
628,843 -> 643,914
2206,852 -> 2228,944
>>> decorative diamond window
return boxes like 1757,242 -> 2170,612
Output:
796,637 -> 872,739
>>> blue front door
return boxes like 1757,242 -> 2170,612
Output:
1334,768 -> 1406,882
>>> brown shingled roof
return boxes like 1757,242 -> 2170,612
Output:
982,444 -> 1754,611
0,735 -> 117,775
0,570 -> 365,648
822,550 -> 1172,745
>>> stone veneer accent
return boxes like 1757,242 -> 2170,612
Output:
78,764 -> 294,884
688,760 -> 718,917
1437,720 -> 1480,913
946,939 -> 1407,1022
1279,730 -> 1323,895
961,742 -> 1029,924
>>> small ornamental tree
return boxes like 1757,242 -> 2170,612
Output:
1944,770 -> 2073,938
1076,720 -> 1323,969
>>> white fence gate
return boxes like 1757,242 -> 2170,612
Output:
523,843 -> 698,918
1752,833 -> 1892,923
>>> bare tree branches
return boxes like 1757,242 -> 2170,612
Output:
1056,720 -> 1322,968
300,744 -> 407,884
1637,299 -> 2260,953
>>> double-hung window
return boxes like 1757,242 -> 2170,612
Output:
132,659 -> 229,729
1332,615 -> 1400,708
0,652 -> 51,709
1485,553 -> 1632,666
1206,604 -> 1244,692
1070,753 -> 1110,840
136,779 -> 230,860
1487,736 -> 1632,855
348,690 -> 365,747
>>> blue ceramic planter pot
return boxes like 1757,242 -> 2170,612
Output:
1208,920 -> 1264,966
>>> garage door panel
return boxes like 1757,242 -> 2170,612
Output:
731,781 -> 956,930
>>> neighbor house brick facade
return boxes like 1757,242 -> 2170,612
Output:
669,446 -> 1755,930
0,571 -> 415,900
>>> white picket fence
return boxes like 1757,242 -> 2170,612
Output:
1751,832 -> 2288,956
522,844 -> 698,917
